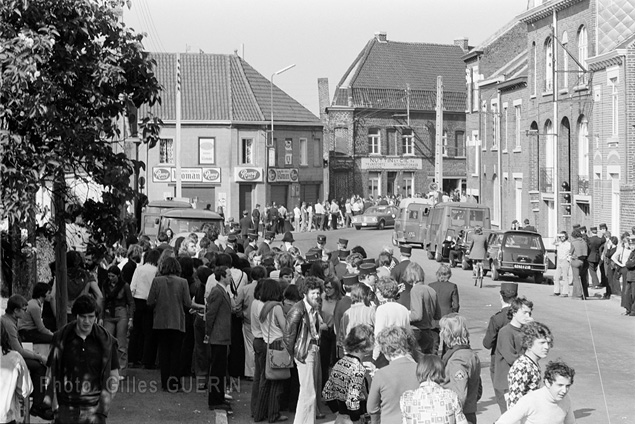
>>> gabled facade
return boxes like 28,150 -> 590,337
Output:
140,53 -> 323,219
320,32 -> 468,201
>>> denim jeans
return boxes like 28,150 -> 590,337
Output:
103,306 -> 128,373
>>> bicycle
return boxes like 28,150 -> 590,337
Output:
473,259 -> 484,288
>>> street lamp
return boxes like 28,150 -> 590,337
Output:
266,64 -> 295,205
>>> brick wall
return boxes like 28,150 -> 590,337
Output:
620,42 -> 635,233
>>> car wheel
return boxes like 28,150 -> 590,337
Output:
427,251 -> 434,260
534,273 -> 544,284
435,252 -> 443,262
491,264 -> 500,280
378,220 -> 385,230
355,226 -> 361,231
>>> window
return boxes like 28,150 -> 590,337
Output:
368,129 -> 380,155
532,42 -> 537,96
503,107 -> 508,152
578,116 -> 589,180
610,78 -> 618,136
482,102 -> 487,150
544,37 -> 553,92
368,172 -> 381,197
403,172 -> 414,197
159,138 -> 174,164
493,174 -> 500,225
241,138 -> 253,164
578,26 -> 588,85
455,131 -> 465,157
442,131 -> 449,156
492,102 -> 499,149
471,66 -> 479,112
199,137 -> 216,164
562,32 -> 569,88
314,139 -> 321,167
299,138 -> 308,165
472,130 -> 480,175
402,130 -> 414,155
334,128 -> 348,154
515,105 -> 522,150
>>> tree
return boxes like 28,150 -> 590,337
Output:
0,0 -> 162,326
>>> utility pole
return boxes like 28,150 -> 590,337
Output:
175,53 -> 182,198
434,76 -> 444,192
552,13 -> 559,236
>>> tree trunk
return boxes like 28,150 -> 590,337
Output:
54,175 -> 68,328
9,205 -> 37,298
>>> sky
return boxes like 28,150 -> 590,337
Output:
123,0 -> 527,116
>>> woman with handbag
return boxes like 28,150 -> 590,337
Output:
255,279 -> 290,422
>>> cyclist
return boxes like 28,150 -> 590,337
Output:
467,226 -> 489,286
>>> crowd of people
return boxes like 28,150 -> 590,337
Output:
1,213 -> 583,424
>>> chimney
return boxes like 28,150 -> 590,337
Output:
317,78 -> 330,122
454,37 -> 469,52
375,31 -> 388,43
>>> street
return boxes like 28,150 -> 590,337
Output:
102,227 -> 635,424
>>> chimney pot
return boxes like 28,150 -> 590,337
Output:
375,31 -> 387,43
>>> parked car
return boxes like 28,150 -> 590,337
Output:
483,230 -> 548,284
352,205 -> 400,230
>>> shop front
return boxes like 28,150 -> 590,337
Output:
151,166 -> 221,208
234,166 -> 264,213
360,157 -> 424,198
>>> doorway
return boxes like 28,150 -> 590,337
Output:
387,172 -> 397,196
239,184 -> 252,213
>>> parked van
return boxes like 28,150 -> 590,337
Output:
158,209 -> 225,237
392,198 -> 434,247
140,198 -> 193,240
424,202 -> 491,261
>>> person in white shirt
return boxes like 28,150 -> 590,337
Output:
553,231 -> 572,297
372,277 -> 409,360
495,360 -> 576,424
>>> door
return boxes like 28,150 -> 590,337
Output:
331,170 -> 349,201
270,185 -> 288,208
301,184 -> 320,205
387,172 -> 397,196
546,200 -> 556,239
239,184 -> 252,214
515,178 -> 522,224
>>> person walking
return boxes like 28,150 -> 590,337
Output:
569,229 -> 588,300
553,231 -> 572,297
102,266 -> 134,379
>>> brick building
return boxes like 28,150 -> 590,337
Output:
466,0 -> 634,238
140,53 -> 323,219
320,32 -> 468,202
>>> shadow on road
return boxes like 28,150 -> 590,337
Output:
574,408 -> 595,419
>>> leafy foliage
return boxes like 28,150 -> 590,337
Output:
0,0 -> 163,246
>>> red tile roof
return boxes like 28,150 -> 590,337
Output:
141,53 -> 320,124
333,37 -> 467,112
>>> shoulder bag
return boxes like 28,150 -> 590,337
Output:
265,307 -> 292,380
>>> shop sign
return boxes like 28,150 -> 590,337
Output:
267,168 -> 299,183
360,157 -> 423,170
152,167 -> 221,183
234,167 -> 263,182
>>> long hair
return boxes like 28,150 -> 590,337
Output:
439,313 -> 470,348
416,354 -> 446,384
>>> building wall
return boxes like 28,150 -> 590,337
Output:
144,123 -> 322,220
620,42 -> 635,233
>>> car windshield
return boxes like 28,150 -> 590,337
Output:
504,234 -> 542,249
365,207 -> 389,215
161,217 -> 223,234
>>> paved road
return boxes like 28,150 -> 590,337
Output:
104,226 -> 635,424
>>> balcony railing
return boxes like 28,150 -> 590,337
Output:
578,175 -> 589,195
539,167 -> 554,193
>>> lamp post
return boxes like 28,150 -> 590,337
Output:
266,64 -> 295,206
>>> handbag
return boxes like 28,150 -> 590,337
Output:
265,308 -> 292,380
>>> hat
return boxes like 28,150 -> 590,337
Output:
262,257 -> 275,267
599,223 -> 608,230
579,226 -> 587,232
242,210 -> 248,216
317,235 -> 326,244
248,232 -> 258,241
265,231 -> 275,240
358,263 -> 377,276
572,224 -> 581,229
282,232 -> 295,243
227,234 -> 237,243
590,226 -> 597,232
338,238 -> 349,247
500,282 -> 518,296
362,258 -> 376,265
338,249 -> 351,260
342,274 -> 359,286
400,245 -> 412,256
300,263 -> 312,275
306,250 -> 321,262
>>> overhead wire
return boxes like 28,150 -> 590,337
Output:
133,0 -> 159,52
139,0 -> 166,52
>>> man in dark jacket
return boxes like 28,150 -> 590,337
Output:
283,276 -> 323,423
587,226 -> 605,289
238,210 -> 253,245
206,266 -> 233,413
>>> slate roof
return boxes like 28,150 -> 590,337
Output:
141,53 -> 320,124
332,37 -> 467,112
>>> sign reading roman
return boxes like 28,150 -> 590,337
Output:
234,167 -> 263,182
152,167 -> 221,183
360,157 -> 423,170
267,168 -> 299,183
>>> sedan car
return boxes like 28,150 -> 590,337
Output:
352,205 -> 399,230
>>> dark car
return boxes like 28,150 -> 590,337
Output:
456,229 -> 503,270
351,205 -> 399,230
484,230 -> 548,284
